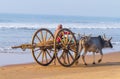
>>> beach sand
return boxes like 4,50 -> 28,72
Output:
0,52 -> 120,79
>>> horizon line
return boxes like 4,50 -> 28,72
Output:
0,13 -> 120,19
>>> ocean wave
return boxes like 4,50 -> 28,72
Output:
0,46 -> 30,54
112,42 -> 120,45
0,23 -> 120,29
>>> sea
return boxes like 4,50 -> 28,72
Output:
0,13 -> 120,66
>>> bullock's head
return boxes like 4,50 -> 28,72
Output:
102,34 -> 113,48
82,33 -> 92,41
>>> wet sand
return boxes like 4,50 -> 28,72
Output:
0,52 -> 120,79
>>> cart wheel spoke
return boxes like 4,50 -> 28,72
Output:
69,48 -> 77,53
48,35 -> 52,41
44,51 -> 48,63
36,35 -> 41,42
65,33 -> 69,44
68,51 -> 74,61
59,51 -> 67,64
40,31 -> 44,41
67,35 -> 73,45
42,50 -> 45,63
46,50 -> 52,59
61,32 -> 65,42
59,51 -> 65,60
67,53 -> 70,64
63,53 -> 67,64
34,48 -> 40,52
44,31 -> 48,42
36,50 -> 42,59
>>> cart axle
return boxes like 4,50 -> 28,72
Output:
12,44 -> 35,51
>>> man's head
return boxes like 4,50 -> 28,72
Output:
57,24 -> 62,30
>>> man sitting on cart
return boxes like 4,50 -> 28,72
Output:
54,24 -> 70,43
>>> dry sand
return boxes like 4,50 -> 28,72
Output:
0,52 -> 120,79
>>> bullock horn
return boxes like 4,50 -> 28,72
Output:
103,34 -> 106,39
109,37 -> 112,41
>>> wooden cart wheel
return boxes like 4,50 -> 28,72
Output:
54,28 -> 78,67
32,28 -> 55,66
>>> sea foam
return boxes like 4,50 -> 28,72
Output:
0,22 -> 120,29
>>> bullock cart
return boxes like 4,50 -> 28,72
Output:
12,28 -> 79,67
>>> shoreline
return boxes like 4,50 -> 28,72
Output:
0,49 -> 119,67
0,51 -> 120,79
1,51 -> 120,67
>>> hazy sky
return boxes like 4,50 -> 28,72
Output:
0,0 -> 120,17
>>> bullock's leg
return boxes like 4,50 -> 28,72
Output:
92,52 -> 96,64
82,50 -> 87,65
98,50 -> 103,63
